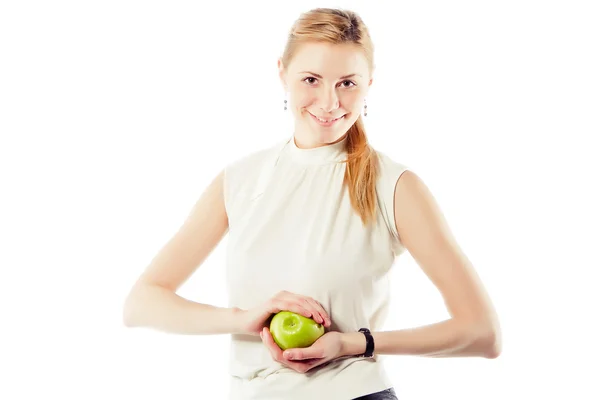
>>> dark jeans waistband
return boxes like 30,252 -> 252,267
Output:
352,387 -> 398,400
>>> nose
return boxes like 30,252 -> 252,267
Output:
318,87 -> 340,113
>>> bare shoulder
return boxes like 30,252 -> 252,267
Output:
393,170 -> 448,242
130,169 -> 229,292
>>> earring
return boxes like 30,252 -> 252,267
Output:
284,98 -> 287,111
364,99 -> 368,117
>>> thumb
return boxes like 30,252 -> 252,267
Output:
284,346 -> 324,361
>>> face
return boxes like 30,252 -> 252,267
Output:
278,42 -> 373,149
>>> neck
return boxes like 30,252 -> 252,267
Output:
284,130 -> 349,166
292,129 -> 348,150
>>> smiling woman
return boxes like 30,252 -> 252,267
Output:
123,7 -> 500,400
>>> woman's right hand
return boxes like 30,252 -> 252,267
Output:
238,290 -> 332,336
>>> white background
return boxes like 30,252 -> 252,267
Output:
1,1 -> 599,399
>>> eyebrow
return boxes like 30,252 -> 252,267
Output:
299,71 -> 361,79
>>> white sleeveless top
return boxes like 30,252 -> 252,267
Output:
223,133 -> 410,400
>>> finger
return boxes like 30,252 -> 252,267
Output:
303,359 -> 328,373
299,299 -> 323,324
287,357 -> 324,373
280,292 -> 325,324
261,327 -> 285,361
270,301 -> 312,319
304,298 -> 331,327
278,293 -> 314,318
285,302 -> 314,319
303,358 -> 329,372
283,292 -> 329,326
284,346 -> 325,361
261,328 -> 314,373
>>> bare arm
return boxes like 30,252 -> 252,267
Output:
122,169 -> 243,335
342,170 -> 501,358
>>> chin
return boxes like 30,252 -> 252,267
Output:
311,129 -> 343,144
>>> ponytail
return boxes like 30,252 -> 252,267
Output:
342,117 -> 380,226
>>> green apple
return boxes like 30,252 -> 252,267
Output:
269,311 -> 325,350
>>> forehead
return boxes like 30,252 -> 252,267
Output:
288,42 -> 369,77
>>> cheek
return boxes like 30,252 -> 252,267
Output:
289,89 -> 363,114
290,92 -> 314,110
345,94 -> 364,112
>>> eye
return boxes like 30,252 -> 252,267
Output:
302,77 -> 357,88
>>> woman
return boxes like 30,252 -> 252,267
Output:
123,7 -> 501,400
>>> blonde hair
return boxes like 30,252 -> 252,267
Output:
280,8 -> 380,226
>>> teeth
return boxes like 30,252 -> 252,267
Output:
316,115 -> 341,123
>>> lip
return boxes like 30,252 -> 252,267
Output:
309,112 -> 346,127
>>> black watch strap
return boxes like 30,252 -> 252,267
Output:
358,328 -> 374,358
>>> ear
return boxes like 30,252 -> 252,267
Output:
278,58 -> 288,91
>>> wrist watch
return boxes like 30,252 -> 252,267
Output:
358,328 -> 374,358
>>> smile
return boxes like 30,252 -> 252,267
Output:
309,112 -> 346,126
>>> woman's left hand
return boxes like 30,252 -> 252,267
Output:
260,327 -> 346,373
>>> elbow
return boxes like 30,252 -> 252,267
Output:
122,282 -> 166,328
476,320 -> 502,359
122,296 -> 136,327
122,286 -> 144,327
461,317 -> 502,359
483,328 -> 502,359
